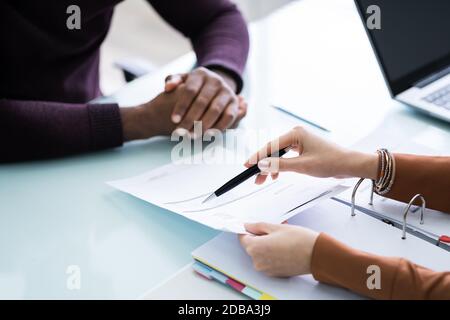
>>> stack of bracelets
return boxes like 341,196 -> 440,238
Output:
374,148 -> 396,195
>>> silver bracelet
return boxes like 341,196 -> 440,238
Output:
374,149 -> 396,195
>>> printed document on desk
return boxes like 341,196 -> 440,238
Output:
107,148 -> 347,233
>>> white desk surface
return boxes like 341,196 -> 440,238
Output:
142,263 -> 248,300
1,0 -> 449,299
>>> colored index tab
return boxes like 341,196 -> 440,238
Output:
260,293 -> 276,300
226,278 -> 245,292
242,286 -> 263,300
210,270 -> 228,284
193,262 -> 213,280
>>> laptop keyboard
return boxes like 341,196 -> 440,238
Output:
423,84 -> 450,110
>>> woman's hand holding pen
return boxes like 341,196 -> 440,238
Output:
245,126 -> 379,184
240,126 -> 380,278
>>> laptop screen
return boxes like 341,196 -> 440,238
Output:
355,0 -> 450,96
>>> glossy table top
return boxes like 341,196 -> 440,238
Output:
0,139 -> 221,299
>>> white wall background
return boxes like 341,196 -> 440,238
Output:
100,0 -> 295,95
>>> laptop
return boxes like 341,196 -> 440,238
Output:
354,0 -> 450,122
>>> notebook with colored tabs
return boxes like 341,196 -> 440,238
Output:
192,261 -> 272,300
192,199 -> 450,300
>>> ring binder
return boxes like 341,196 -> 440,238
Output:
369,181 -> 375,205
351,179 -> 428,241
402,194 -> 426,240
351,178 -> 374,216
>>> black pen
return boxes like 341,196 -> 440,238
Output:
202,148 -> 289,204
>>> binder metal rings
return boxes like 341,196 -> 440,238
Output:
402,194 -> 426,240
351,178 -> 374,217
351,179 -> 426,240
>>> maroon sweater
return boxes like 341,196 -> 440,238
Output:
0,0 -> 249,162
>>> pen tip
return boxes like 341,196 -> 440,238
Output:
202,193 -> 216,204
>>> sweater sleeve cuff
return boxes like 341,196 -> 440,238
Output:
311,233 -> 399,299
87,103 -> 124,150
204,62 -> 244,94
311,233 -> 345,285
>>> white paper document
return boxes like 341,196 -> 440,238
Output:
107,149 -> 347,233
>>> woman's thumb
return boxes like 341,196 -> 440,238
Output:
245,222 -> 277,235
257,157 -> 296,174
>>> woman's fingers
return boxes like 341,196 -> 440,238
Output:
257,156 -> 300,174
254,173 -> 268,185
245,222 -> 277,235
245,127 -> 300,168
239,223 -> 319,277
238,223 -> 277,252
238,234 -> 253,247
